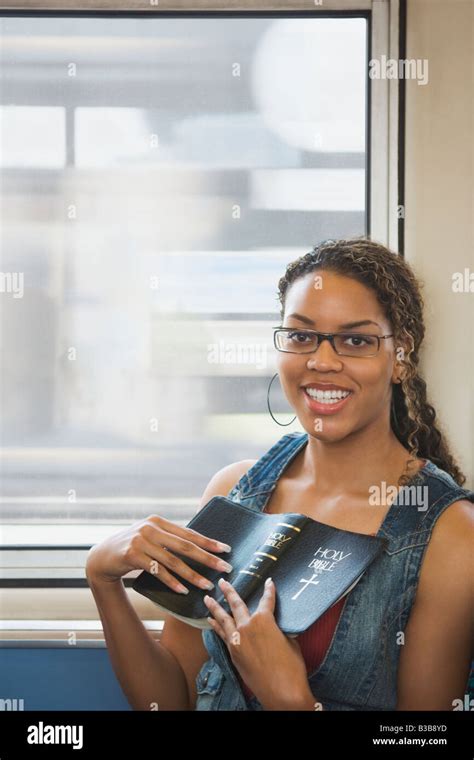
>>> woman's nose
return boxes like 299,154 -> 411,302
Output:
306,337 -> 343,370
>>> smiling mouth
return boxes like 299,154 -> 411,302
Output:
302,387 -> 353,413
304,388 -> 351,404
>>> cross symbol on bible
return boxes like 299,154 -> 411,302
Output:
291,573 -> 320,601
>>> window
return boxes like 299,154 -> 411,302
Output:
0,1 -> 400,587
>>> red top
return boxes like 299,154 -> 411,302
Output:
237,525 -> 377,702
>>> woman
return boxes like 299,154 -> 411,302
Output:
86,238 -> 473,711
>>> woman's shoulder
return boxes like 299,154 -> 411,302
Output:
198,458 -> 258,510
428,497 -> 473,542
417,497 -> 473,596
197,434 -> 304,509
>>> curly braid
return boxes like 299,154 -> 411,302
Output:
277,237 -> 466,487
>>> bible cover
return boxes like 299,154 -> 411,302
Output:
132,495 -> 387,636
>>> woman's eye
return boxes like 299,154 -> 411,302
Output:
343,335 -> 373,347
289,331 -> 311,342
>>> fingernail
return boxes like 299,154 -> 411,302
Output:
218,543 -> 232,553
176,584 -> 189,594
200,580 -> 215,590
217,560 -> 233,572
265,577 -> 272,587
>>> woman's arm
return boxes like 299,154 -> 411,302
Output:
396,499 -> 474,710
86,458 -> 256,711
87,572 -> 190,710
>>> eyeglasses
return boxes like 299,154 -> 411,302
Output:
273,327 -> 394,358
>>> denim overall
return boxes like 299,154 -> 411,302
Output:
194,431 -> 474,711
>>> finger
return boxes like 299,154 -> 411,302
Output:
256,577 -> 276,615
207,616 -> 226,641
140,521 -> 234,575
145,514 -> 232,555
140,538 -> 217,591
203,594 -> 237,640
217,578 -> 250,627
129,549 -> 190,595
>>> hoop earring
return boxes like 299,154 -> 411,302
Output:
267,372 -> 297,426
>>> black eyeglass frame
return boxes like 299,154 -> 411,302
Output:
272,327 -> 394,358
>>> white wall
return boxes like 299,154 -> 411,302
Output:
405,0 -> 473,487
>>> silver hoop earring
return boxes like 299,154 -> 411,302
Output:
267,372 -> 297,426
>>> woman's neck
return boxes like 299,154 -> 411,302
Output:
301,426 -> 420,498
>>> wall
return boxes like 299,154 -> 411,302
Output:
405,0 -> 473,487
0,645 -> 131,711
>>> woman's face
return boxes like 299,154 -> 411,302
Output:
277,270 -> 401,442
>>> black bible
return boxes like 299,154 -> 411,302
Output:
132,495 -> 387,636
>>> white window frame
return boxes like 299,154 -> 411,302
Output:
0,0 -> 402,634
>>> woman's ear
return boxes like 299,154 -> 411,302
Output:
392,363 -> 405,385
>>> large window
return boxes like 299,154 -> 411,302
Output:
0,4 -> 399,584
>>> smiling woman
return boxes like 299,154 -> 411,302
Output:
189,237 -> 474,711
87,237 -> 474,713
275,238 -> 468,488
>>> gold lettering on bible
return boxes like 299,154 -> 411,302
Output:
263,531 -> 293,551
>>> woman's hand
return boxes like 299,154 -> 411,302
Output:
203,577 -> 315,710
85,515 -> 233,592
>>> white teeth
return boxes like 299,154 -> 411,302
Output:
305,388 -> 350,402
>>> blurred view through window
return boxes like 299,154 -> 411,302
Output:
0,15 -> 368,541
